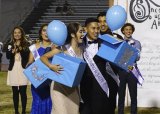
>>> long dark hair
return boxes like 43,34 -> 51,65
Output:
65,22 -> 81,44
10,26 -> 29,49
38,24 -> 48,41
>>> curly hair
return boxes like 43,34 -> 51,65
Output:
121,23 -> 135,34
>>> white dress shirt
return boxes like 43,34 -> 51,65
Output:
85,37 -> 98,59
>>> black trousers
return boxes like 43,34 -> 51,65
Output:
80,73 -> 118,114
12,85 -> 27,114
0,53 -> 2,61
118,71 -> 137,114
0,53 -> 2,71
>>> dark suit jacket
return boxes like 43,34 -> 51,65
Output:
100,28 -> 123,40
6,43 -> 30,71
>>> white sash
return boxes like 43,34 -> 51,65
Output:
66,45 -> 83,59
106,62 -> 120,86
29,44 -> 40,61
67,46 -> 77,57
131,66 -> 144,85
84,51 -> 109,97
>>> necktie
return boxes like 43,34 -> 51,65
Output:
125,39 -> 129,42
125,39 -> 135,45
88,40 -> 98,44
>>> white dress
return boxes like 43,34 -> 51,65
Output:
7,53 -> 30,86
50,45 -> 83,114
51,82 -> 80,114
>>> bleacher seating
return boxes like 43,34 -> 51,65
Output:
22,0 -> 109,40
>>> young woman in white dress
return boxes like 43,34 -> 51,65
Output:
6,26 -> 30,114
40,22 -> 84,114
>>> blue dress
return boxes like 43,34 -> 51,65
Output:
31,46 -> 52,114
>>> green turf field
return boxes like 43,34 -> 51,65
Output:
0,72 -> 160,114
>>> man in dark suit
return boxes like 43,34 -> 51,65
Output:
118,23 -> 142,114
97,11 -> 124,114
80,18 -> 118,114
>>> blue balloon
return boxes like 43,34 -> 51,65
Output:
47,20 -> 67,46
106,5 -> 127,31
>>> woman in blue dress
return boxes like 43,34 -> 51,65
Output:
27,24 -> 53,114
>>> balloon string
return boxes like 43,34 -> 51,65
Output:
60,46 -> 64,52
117,0 -> 118,5
60,46 -> 66,56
